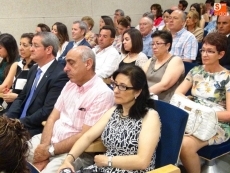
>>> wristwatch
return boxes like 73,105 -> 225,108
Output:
48,144 -> 55,156
108,156 -> 113,167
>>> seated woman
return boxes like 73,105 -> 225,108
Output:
99,16 -> 115,29
51,22 -> 69,59
186,11 -> 204,42
158,9 -> 173,31
2,33 -> 35,110
113,16 -> 131,53
200,3 -> 209,23
0,116 -> 30,173
58,65 -> 161,173
175,32 -> 230,173
150,4 -> 164,28
190,3 -> 206,28
143,30 -> 184,102
81,16 -> 97,48
119,28 -> 148,68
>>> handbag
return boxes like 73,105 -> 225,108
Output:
170,94 -> 219,141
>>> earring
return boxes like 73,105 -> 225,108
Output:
135,96 -> 137,99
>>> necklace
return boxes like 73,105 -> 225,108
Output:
120,114 -> 129,119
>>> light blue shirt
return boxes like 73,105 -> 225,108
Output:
142,33 -> 153,58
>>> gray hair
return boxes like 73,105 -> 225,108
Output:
73,20 -> 88,36
78,46 -> 96,71
34,32 -> 59,57
142,16 -> 153,25
143,12 -> 154,21
115,9 -> 125,16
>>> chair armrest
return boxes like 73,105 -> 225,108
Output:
42,121 -> 46,126
85,138 -> 106,153
147,164 -> 180,173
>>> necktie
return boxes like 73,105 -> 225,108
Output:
20,68 -> 42,118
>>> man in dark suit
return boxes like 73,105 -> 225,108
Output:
5,32 -> 68,137
58,21 -> 91,66
217,15 -> 230,69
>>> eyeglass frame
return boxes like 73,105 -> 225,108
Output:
199,49 -> 218,55
111,81 -> 134,91
150,42 -> 167,47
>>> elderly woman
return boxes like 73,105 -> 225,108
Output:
0,116 -> 30,173
58,65 -> 161,173
119,28 -> 148,68
175,32 -> 230,173
186,11 -> 204,42
143,30 -> 184,102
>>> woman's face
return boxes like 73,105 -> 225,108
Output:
0,45 -> 8,58
151,8 -> 157,16
190,6 -> 197,12
117,24 -> 128,35
123,33 -> 132,52
113,73 -> 139,106
152,36 -> 169,56
19,37 -> 32,59
51,25 -> 58,36
163,12 -> 170,24
201,43 -> 224,65
186,14 -> 196,27
99,18 -> 105,29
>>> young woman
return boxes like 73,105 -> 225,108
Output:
190,3 -> 206,28
158,9 -> 173,31
150,4 -> 164,28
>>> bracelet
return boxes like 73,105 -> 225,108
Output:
67,153 -> 75,162
108,156 -> 113,167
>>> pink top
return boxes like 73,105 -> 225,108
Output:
154,17 -> 163,27
51,75 -> 114,143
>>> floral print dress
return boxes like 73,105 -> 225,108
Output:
186,65 -> 230,145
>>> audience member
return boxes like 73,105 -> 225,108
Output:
92,25 -> 120,79
120,28 -> 148,68
178,0 -> 188,13
28,46 -> 114,173
158,9 -> 173,31
190,3 -> 206,28
2,33 -> 35,111
150,4 -> 164,28
0,116 -> 30,173
51,22 -> 69,60
113,16 -> 131,53
217,15 -> 230,69
186,11 -> 204,42
176,32 -> 230,173
5,32 -> 68,137
99,16 -> 115,29
168,10 -> 198,62
81,16 -> 97,48
35,23 -> 51,33
205,0 -> 215,20
58,65 -> 161,173
139,17 -> 153,58
113,9 -> 125,31
58,21 -> 91,66
135,12 -> 154,31
200,3 -> 210,23
171,6 -> 179,10
143,30 -> 184,102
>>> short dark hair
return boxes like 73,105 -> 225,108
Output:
203,32 -> 227,52
100,25 -> 116,38
21,33 -> 34,44
118,17 -> 130,28
37,23 -> 51,32
101,16 -> 115,28
150,4 -> 163,18
121,28 -> 143,54
52,22 -> 69,46
151,30 -> 173,51
112,65 -> 155,120
163,9 -> 174,15
179,0 -> 188,8
205,0 -> 215,6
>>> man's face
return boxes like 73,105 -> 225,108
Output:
178,3 -> 184,10
114,11 -> 122,22
72,23 -> 84,42
217,16 -> 230,35
139,17 -> 152,36
168,10 -> 185,32
98,29 -> 114,49
30,36 -> 48,63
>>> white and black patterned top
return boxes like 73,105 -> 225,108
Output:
88,108 -> 156,173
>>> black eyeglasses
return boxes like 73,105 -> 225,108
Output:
150,42 -> 167,47
111,82 -> 134,91
199,49 -> 217,55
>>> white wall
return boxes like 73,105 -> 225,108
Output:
0,0 -> 200,42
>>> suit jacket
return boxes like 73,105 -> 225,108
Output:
219,35 -> 230,70
58,39 -> 91,66
6,60 -> 68,137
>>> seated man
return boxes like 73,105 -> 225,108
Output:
5,32 -> 68,137
168,10 -> 198,62
28,46 -> 114,173
92,25 -> 120,79
58,21 -> 91,66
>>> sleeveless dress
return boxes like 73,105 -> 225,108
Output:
79,108 -> 157,173
146,56 -> 184,102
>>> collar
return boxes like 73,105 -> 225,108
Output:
75,75 -> 97,93
142,32 -> 152,40
74,39 -> 84,46
38,59 -> 54,73
174,27 -> 186,37
94,45 -> 113,54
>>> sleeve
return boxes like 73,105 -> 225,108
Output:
185,66 -> 197,83
135,53 -> 149,68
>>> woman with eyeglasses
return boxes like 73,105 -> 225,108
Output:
143,30 -> 184,102
175,32 -> 230,173
58,65 -> 161,173
1,33 -> 35,111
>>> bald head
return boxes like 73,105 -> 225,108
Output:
139,17 -> 153,36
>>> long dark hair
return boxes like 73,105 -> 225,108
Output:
0,116 -> 30,173
112,65 -> 155,119
52,22 -> 69,46
0,33 -> 18,78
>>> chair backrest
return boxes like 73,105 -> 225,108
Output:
154,100 -> 188,168
27,162 -> 40,173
